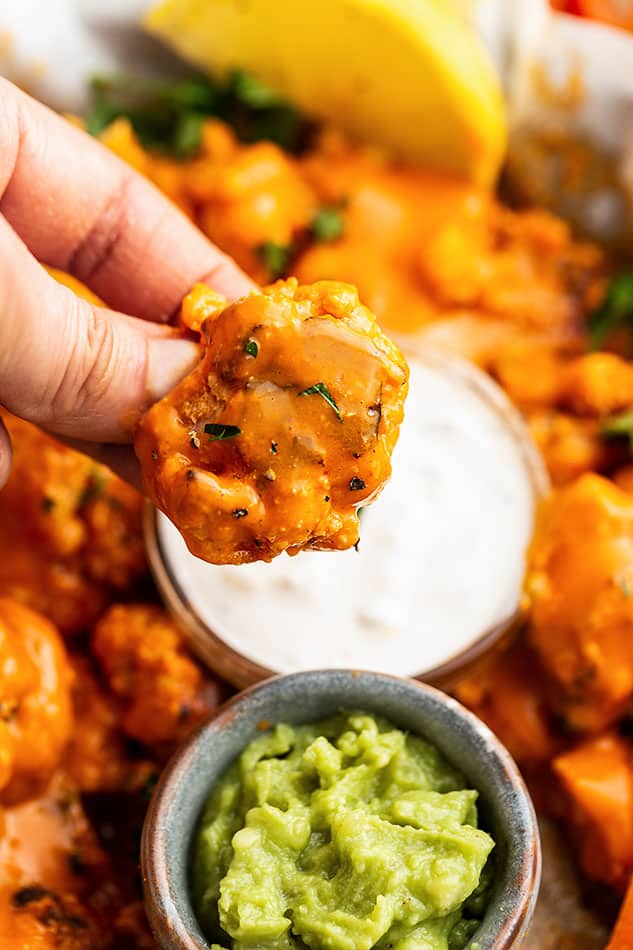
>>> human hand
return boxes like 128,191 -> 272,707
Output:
0,78 -> 254,488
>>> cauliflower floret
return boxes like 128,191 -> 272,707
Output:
0,415 -> 147,635
135,279 -> 408,564
91,604 -> 222,747
527,474 -> 633,733
0,599 -> 73,803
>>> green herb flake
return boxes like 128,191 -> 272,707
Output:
255,241 -> 292,281
620,577 -> 633,599
311,205 -> 345,243
298,382 -> 342,421
601,408 -> 633,454
588,272 -> 633,350
79,468 -> 106,507
244,339 -> 259,358
230,69 -> 280,108
172,110 -> 205,158
204,423 -> 242,442
85,69 -> 310,158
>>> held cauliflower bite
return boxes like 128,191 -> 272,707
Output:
135,279 -> 408,564
0,599 -> 73,803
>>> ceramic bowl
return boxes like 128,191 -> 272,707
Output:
142,669 -> 541,949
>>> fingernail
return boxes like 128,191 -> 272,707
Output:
146,336 -> 202,406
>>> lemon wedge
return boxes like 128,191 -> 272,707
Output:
145,0 -> 506,186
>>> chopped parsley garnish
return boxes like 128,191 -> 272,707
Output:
204,423 -> 242,441
588,272 -> 633,350
298,382 -> 342,421
244,339 -> 259,357
79,468 -> 106,507
173,110 -> 206,158
86,75 -> 217,156
601,408 -> 633,453
86,69 -> 310,159
230,70 -> 279,108
311,205 -> 345,243
256,241 -> 293,281
349,476 -> 366,491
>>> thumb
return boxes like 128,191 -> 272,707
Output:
0,214 -> 200,443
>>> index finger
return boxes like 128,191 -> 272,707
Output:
0,77 -> 255,322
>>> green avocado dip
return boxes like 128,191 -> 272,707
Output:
191,713 -> 495,950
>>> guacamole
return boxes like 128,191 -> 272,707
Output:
191,713 -> 495,950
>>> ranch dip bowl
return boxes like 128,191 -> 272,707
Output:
144,345 -> 549,689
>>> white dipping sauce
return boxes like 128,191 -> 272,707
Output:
157,353 -> 540,677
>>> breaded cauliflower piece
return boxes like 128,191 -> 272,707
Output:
527,474 -> 633,733
0,415 -> 147,635
0,599 -> 73,803
135,279 -> 408,564
91,604 -> 222,747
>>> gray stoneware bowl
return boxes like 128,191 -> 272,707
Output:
141,670 -> 541,949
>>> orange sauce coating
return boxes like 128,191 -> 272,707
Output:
136,279 -> 408,564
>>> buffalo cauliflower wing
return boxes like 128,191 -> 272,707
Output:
135,279 -> 408,564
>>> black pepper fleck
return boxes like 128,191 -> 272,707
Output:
271,441 -> 278,454
68,851 -> 87,876
620,716 -> 633,742
12,886 -> 52,907
324,495 -> 330,502
349,477 -> 366,492
353,452 -> 361,459
151,449 -> 158,460
0,701 -> 17,723
186,469 -> 195,481
41,496 -> 55,513
233,508 -> 248,518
